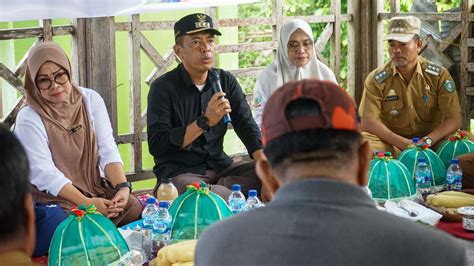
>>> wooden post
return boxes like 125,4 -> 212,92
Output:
353,0 -> 384,106
330,0 -> 341,82
390,0 -> 400,16
460,0 -> 473,130
129,14 -> 142,173
41,19 -> 53,41
74,17 -> 118,138
347,1 -> 359,100
272,0 -> 284,47
72,18 -> 87,87
373,0 -> 384,69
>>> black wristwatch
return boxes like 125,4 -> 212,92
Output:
115,181 -> 132,193
196,115 -> 210,131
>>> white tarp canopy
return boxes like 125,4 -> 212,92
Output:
0,0 -> 258,22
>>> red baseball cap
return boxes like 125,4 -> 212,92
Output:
262,79 -> 360,145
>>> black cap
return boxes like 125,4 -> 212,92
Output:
174,13 -> 222,40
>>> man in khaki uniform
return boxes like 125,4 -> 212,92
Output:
359,16 -> 461,156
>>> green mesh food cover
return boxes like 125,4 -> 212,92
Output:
48,205 -> 130,266
398,143 -> 446,192
169,182 -> 232,240
436,131 -> 474,168
368,152 -> 416,202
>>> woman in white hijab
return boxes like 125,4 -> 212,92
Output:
253,19 -> 338,127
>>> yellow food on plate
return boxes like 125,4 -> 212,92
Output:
429,194 -> 474,208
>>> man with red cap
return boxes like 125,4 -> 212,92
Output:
195,79 -> 466,266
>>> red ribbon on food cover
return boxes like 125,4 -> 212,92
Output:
186,181 -> 210,195
449,131 -> 468,142
69,205 -> 98,221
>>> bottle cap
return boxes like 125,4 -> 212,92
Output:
232,184 -> 241,191
146,197 -> 157,204
418,157 -> 426,163
161,178 -> 172,183
248,190 -> 257,197
451,159 -> 459,164
159,201 -> 169,208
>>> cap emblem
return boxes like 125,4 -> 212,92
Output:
195,14 -> 210,28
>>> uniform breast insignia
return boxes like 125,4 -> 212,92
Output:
444,80 -> 455,93
424,63 -> 441,76
374,70 -> 389,83
385,89 -> 398,101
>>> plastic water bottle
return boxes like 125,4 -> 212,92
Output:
244,190 -> 263,211
141,198 -> 157,262
414,157 -> 432,195
228,184 -> 246,214
153,202 -> 172,249
446,159 -> 463,191
142,198 -> 158,229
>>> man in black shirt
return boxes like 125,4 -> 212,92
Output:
147,13 -> 271,201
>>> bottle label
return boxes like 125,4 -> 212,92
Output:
153,218 -> 171,234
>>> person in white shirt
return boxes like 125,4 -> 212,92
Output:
14,41 -> 141,226
253,19 -> 338,127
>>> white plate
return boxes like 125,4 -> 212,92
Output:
457,206 -> 474,216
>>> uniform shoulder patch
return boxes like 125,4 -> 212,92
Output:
424,63 -> 441,76
444,80 -> 455,93
374,70 -> 389,83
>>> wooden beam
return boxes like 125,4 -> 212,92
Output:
315,23 -> 333,55
1,97 -> 24,128
126,170 -> 155,183
0,25 -> 74,40
467,63 -> 474,72
468,38 -> 474,46
379,12 -> 461,21
145,49 -> 177,85
14,41 -> 38,77
216,42 -> 276,53
229,67 -> 265,78
117,132 -> 147,145
114,16 -> 354,33
218,18 -> 273,27
140,32 -> 165,67
467,87 -> 474,96
0,63 -> 25,94
437,24 -> 462,52
129,14 -> 142,173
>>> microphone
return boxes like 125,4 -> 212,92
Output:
209,70 -> 232,125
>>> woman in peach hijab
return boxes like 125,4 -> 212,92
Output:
15,41 -> 141,226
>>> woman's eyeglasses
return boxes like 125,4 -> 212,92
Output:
287,40 -> 314,51
35,71 -> 69,90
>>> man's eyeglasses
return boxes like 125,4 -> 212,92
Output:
287,40 -> 314,51
35,71 -> 69,90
